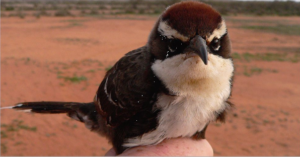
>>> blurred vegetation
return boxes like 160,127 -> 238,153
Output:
240,25 -> 300,36
232,52 -> 300,63
206,0 -> 300,16
224,17 -> 300,36
54,9 -> 73,17
1,0 -> 300,18
58,74 -> 88,83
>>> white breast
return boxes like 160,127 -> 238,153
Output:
123,54 -> 234,147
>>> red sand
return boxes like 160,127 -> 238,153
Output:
1,16 -> 300,156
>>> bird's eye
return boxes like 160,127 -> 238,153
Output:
210,38 -> 221,51
168,39 -> 182,52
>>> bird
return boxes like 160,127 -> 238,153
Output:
5,1 -> 234,155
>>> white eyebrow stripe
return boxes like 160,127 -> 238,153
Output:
158,20 -> 189,42
207,20 -> 227,42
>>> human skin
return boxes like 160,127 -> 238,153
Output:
105,138 -> 213,156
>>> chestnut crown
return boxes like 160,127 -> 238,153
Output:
162,1 -> 222,39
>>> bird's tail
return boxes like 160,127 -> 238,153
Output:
8,101 -> 88,114
7,101 -> 96,121
2,102 -> 108,134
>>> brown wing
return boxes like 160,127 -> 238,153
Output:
95,46 -> 160,127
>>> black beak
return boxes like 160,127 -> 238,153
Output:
188,35 -> 208,65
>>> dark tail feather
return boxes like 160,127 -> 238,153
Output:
6,101 -> 109,135
12,101 -> 90,114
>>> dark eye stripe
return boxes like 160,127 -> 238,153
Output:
168,39 -> 183,52
165,38 -> 188,59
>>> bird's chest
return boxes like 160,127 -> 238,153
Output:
123,92 -> 228,148
155,93 -> 226,138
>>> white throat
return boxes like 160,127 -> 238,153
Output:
152,54 -> 233,97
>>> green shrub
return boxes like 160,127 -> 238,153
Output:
54,9 -> 72,17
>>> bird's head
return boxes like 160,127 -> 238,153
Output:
149,1 -> 234,96
148,1 -> 231,62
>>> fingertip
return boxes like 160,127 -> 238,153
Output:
157,137 -> 214,156
111,138 -> 214,156
105,148 -> 116,156
196,139 -> 214,156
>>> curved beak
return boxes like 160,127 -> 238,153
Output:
188,35 -> 208,65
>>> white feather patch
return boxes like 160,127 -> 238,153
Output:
0,106 -> 14,109
16,104 -> 23,107
104,76 -> 117,106
21,109 -> 32,113
123,54 -> 234,147
158,20 -> 189,42
207,20 -> 227,42
104,75 -> 123,109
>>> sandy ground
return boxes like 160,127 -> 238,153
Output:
1,15 -> 300,156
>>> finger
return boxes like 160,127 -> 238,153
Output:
120,137 -> 213,156
105,148 -> 116,156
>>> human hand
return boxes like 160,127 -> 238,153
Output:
105,137 -> 213,156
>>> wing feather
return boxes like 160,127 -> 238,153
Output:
95,46 -> 159,127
